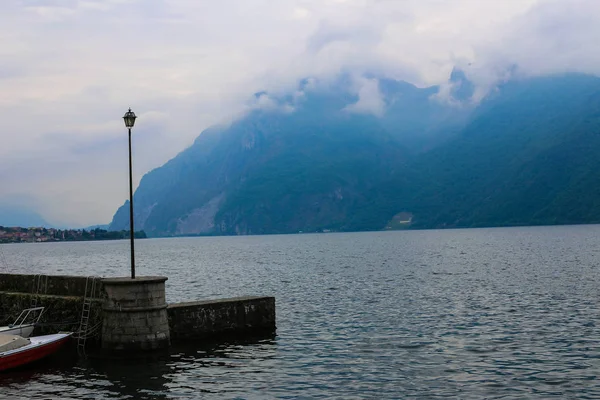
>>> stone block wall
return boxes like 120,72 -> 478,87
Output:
103,279 -> 166,310
101,309 -> 170,350
0,292 -> 102,336
101,277 -> 170,351
0,273 -> 103,339
168,296 -> 276,340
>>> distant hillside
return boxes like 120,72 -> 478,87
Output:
403,74 -> 600,228
86,224 -> 110,231
110,72 -> 600,236
0,205 -> 49,228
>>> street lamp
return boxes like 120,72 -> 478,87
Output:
123,108 -> 137,279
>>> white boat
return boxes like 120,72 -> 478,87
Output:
0,307 -> 44,338
0,332 -> 72,372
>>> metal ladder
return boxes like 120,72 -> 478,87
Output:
30,274 -> 48,308
77,276 -> 99,356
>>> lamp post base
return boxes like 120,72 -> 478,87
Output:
101,276 -> 170,351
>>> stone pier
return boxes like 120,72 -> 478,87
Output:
0,273 -> 276,351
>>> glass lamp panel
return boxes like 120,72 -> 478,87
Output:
123,109 -> 137,128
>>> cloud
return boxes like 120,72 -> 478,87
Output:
0,0 -> 599,225
344,77 -> 385,117
252,93 -> 295,114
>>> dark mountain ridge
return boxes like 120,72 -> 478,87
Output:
109,72 -> 600,236
404,74 -> 600,228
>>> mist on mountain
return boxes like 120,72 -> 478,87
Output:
109,71 -> 600,236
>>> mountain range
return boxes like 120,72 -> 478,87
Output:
109,70 -> 600,237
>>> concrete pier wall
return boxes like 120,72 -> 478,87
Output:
0,273 -> 102,336
0,292 -> 103,336
168,296 -> 276,340
0,273 -> 104,298
0,274 -> 276,346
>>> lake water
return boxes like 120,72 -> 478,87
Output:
1,226 -> 600,399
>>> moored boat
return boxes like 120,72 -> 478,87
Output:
0,307 -> 44,338
0,332 -> 72,372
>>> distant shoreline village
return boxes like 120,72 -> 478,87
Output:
0,226 -> 146,244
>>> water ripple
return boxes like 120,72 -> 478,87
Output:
1,226 -> 600,398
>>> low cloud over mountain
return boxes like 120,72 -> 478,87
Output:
109,72 -> 600,236
1,0 -> 600,226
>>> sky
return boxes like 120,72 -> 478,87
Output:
0,0 -> 599,227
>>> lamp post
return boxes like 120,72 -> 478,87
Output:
123,108 -> 137,279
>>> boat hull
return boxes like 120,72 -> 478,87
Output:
0,333 -> 72,372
